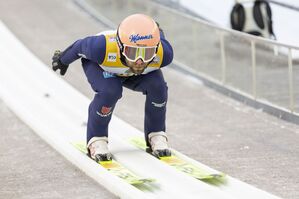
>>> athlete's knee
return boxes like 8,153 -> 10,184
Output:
88,100 -> 113,122
88,90 -> 121,118
147,80 -> 168,98
98,86 -> 123,101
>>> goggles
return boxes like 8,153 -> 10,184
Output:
122,45 -> 157,63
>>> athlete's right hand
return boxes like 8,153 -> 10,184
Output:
52,50 -> 69,76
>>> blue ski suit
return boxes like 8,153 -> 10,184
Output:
59,30 -> 173,144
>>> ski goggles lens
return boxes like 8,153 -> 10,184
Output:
122,45 -> 157,62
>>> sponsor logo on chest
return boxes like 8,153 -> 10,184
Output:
109,36 -> 116,42
107,53 -> 117,62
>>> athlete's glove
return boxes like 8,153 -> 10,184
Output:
52,50 -> 69,76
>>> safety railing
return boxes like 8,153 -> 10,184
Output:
79,0 -> 299,115
269,0 -> 299,12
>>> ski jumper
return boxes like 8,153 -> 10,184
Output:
59,30 -> 173,145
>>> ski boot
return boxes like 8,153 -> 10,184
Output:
87,137 -> 112,162
147,131 -> 171,158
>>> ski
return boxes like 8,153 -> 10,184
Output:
71,141 -> 155,185
129,136 -> 226,181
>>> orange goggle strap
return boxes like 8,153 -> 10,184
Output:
116,29 -> 127,66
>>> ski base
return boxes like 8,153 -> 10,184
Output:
71,141 -> 155,185
129,136 -> 226,181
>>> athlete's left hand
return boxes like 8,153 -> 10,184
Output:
52,50 -> 69,76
